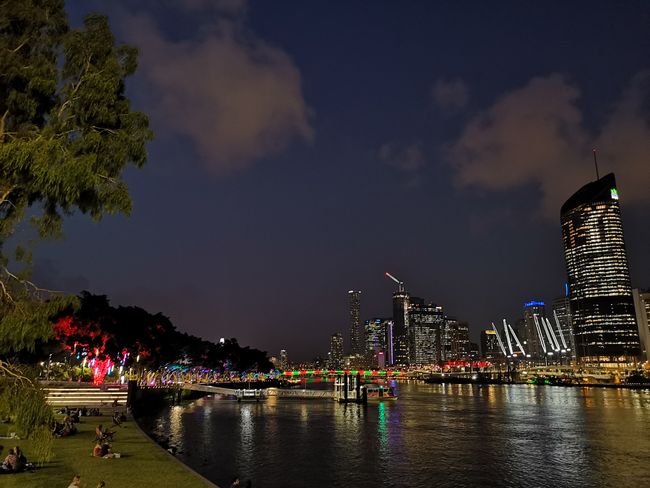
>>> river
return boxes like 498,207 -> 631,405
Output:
138,382 -> 650,487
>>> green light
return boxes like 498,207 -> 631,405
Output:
307,370 -> 314,375
379,371 -> 386,375
610,188 -> 619,200
292,371 -> 299,376
335,370 -> 343,374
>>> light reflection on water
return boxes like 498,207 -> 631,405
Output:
140,383 -> 650,488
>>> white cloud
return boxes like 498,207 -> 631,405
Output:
124,12 -> 312,174
447,72 -> 650,217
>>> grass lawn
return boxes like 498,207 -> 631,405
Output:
0,414 -> 214,488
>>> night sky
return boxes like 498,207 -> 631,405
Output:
35,1 -> 649,360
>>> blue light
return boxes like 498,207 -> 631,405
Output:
565,283 -> 569,297
524,300 -> 545,308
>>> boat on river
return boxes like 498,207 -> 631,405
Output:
364,384 -> 398,401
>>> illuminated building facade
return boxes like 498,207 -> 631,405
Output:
522,301 -> 546,360
480,329 -> 501,360
348,290 -> 365,355
633,289 -> 650,361
280,349 -> 288,370
392,290 -> 410,366
329,332 -> 344,369
407,298 -> 444,365
552,295 -> 576,360
561,173 -> 640,366
442,318 -> 470,361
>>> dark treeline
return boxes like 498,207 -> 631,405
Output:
46,291 -> 272,373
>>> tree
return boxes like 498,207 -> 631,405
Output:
0,0 -> 152,461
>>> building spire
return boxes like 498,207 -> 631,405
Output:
592,148 -> 600,180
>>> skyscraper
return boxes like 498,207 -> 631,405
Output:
522,301 -> 546,360
280,349 -> 288,370
552,295 -> 576,360
480,329 -> 501,360
348,290 -> 364,356
392,289 -> 410,366
329,332 -> 344,369
408,298 -> 444,366
633,289 -> 650,361
561,173 -> 640,366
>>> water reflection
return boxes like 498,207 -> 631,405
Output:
141,384 -> 650,488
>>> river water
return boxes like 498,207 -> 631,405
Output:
138,382 -> 650,487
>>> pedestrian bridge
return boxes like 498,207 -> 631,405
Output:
181,382 -> 334,400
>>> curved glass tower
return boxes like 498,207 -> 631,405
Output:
561,173 -> 640,366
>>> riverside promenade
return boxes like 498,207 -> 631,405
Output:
1,413 -> 217,488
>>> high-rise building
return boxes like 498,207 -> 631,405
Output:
384,319 -> 394,366
348,290 -> 364,356
480,329 -> 501,360
522,301 -> 546,360
365,318 -> 389,354
279,349 -> 288,370
392,289 -> 410,366
552,295 -> 576,360
408,298 -> 444,366
633,289 -> 650,361
329,332 -> 344,369
442,318 -> 470,362
561,173 -> 640,366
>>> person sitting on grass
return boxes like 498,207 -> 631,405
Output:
12,446 -> 26,471
68,474 -> 81,487
1,448 -> 18,472
92,440 -> 119,459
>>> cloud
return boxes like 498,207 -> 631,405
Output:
432,78 -> 469,111
124,11 -> 312,174
179,0 -> 247,14
447,72 -> 650,217
379,142 -> 425,172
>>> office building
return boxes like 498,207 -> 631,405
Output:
442,318 -> 470,362
561,173 -> 640,366
279,349 -> 288,370
552,296 -> 576,360
633,289 -> 650,361
392,289 -> 410,366
522,301 -> 546,359
408,298 -> 444,365
480,329 -> 502,360
329,332 -> 344,369
348,290 -> 365,356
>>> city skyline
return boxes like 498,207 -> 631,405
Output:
34,1 -> 650,360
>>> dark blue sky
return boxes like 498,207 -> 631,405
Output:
39,1 -> 650,360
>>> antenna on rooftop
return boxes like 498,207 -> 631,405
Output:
592,148 -> 600,180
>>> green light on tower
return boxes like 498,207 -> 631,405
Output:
610,188 -> 619,200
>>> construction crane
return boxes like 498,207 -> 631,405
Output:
384,272 -> 405,292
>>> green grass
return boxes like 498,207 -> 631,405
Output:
0,415 -> 214,488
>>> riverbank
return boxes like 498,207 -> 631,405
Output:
0,415 -> 216,488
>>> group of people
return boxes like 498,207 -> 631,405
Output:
92,424 -> 120,459
0,445 -> 32,473
52,413 -> 77,437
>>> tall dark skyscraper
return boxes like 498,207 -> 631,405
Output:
522,301 -> 546,359
408,298 -> 444,366
392,289 -> 410,366
561,173 -> 640,366
348,290 -> 364,355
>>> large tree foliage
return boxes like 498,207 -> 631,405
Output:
51,292 -> 273,374
0,0 -> 152,461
